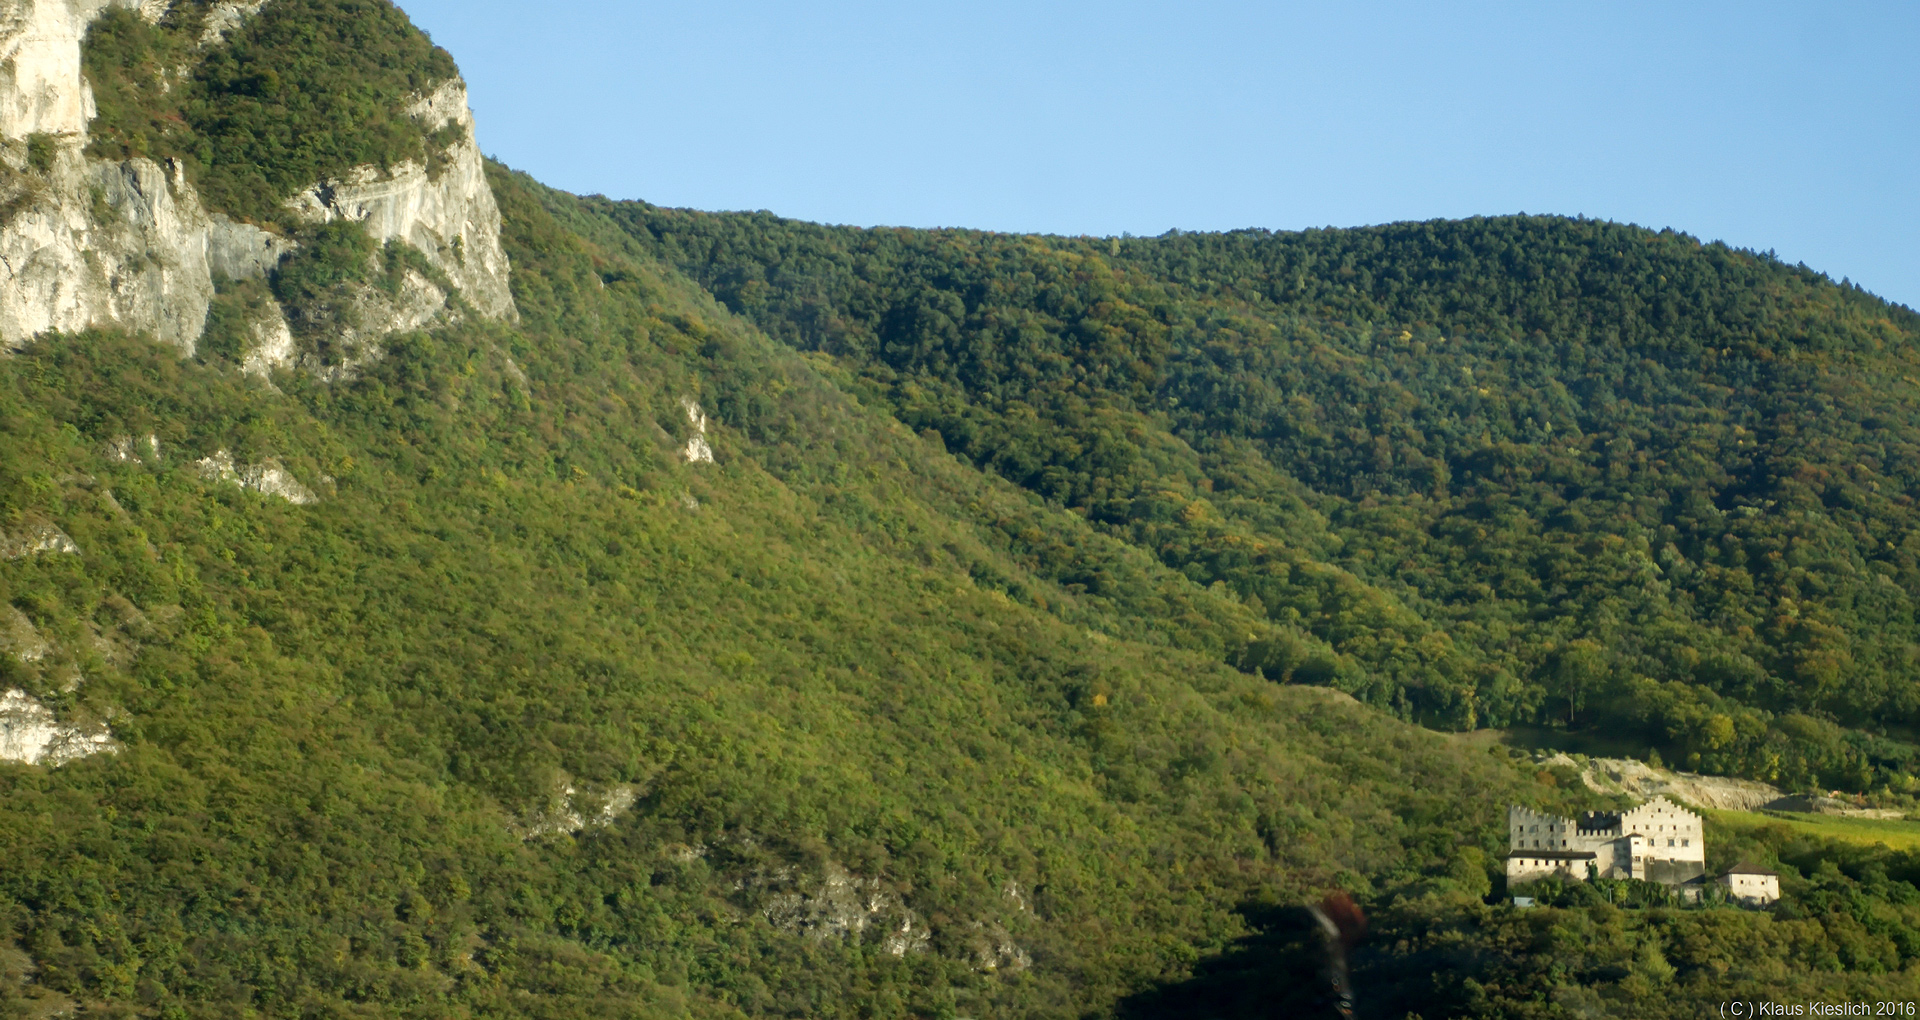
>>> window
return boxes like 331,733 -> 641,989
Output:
1682,839 -> 1689,847
1667,838 -> 1674,847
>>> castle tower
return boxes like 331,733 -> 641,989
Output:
1505,805 -> 1597,885
1616,796 -> 1705,885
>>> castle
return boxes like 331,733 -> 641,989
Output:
1507,796 -> 1706,888
1505,795 -> 1783,905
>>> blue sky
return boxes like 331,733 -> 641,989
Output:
396,1 -> 1919,307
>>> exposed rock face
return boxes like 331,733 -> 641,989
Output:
0,520 -> 78,558
0,0 -> 230,353
0,0 -> 514,356
681,397 -> 714,463
285,79 -> 516,321
1551,752 -> 1784,811
965,921 -> 1030,972
194,448 -> 317,504
1,139 -> 220,353
750,862 -> 929,956
197,0 -> 265,45
105,431 -> 158,462
1554,751 -> 1905,817
519,781 -> 638,838
1,606 -> 51,662
238,300 -> 295,378
207,212 -> 295,281
0,0 -> 126,139
0,688 -> 115,766
286,264 -> 448,381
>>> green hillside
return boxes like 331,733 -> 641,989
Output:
2,2 -> 1920,1017
0,152 -> 1522,1016
607,204 -> 1920,794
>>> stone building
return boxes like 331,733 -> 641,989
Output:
1720,863 -> 1780,905
1506,796 -> 1706,887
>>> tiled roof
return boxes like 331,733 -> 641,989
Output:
1725,862 -> 1778,876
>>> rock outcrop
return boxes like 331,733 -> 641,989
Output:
0,688 -> 115,766
1553,752 -> 1908,819
0,520 -> 78,558
1558,753 -> 1785,812
518,781 -> 639,838
681,397 -> 714,463
206,212 -> 295,281
964,921 -> 1030,972
196,0 -> 265,45
0,0 -> 513,357
746,862 -> 929,956
1,141 -> 225,353
1,606 -> 51,662
0,0 -> 125,140
105,432 -> 158,462
237,301 -> 295,378
194,448 -> 317,504
284,79 -> 516,321
0,0 -> 224,352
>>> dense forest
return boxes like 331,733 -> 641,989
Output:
2,1 -> 1920,1017
608,204 -> 1920,795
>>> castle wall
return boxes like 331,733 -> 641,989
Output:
1506,795 -> 1710,888
1644,858 -> 1707,886
1509,805 -> 1579,852
1619,796 -> 1704,863
1506,853 -> 1595,885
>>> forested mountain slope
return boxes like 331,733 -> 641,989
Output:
0,155 -> 1525,1015
1,1 -> 1919,1018
608,205 -> 1920,794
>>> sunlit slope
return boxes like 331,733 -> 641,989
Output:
6,1 -> 1918,1016
0,160 -> 1529,1018
608,204 -> 1920,794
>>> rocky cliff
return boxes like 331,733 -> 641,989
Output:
0,0 -> 513,358
285,78 -> 515,321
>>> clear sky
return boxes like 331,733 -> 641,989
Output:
395,1 -> 1919,307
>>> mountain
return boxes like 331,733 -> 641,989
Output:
1,2 -> 1918,1018
610,203 -> 1920,793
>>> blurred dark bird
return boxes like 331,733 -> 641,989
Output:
1307,892 -> 1367,1019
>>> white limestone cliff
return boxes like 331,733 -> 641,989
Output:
284,79 -> 516,321
1,140 -> 223,352
0,688 -> 115,765
0,0 -> 514,357
0,0 -> 229,352
681,397 -> 714,462
194,448 -> 317,504
0,0 -> 120,140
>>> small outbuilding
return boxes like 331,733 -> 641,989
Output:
1719,863 -> 1780,906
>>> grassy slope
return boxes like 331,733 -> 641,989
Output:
1708,809 -> 1920,852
